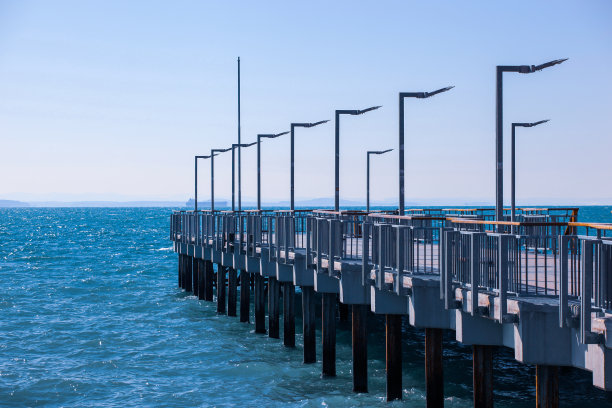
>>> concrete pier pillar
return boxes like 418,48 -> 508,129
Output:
352,304 -> 368,393
283,283 -> 295,347
185,256 -> 193,293
254,274 -> 266,334
228,268 -> 237,317
205,261 -> 214,301
302,286 -> 316,363
386,314 -> 402,401
536,365 -> 559,408
473,345 -> 493,408
268,277 -> 280,339
240,270 -> 250,323
339,301 -> 349,322
193,258 -> 199,298
217,265 -> 226,314
425,328 -> 444,408
322,292 -> 337,377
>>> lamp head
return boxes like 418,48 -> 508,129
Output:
423,86 -> 454,98
357,105 -> 382,115
306,120 -> 329,128
369,148 -> 393,155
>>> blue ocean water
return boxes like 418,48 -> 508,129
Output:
0,207 -> 610,407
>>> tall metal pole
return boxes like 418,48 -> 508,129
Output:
290,124 -> 296,211
334,111 -> 340,211
366,153 -> 370,213
195,156 -> 198,212
257,135 -> 261,211
511,123 -> 516,231
211,152 -> 215,214
237,57 -> 242,212
399,96 -> 405,215
334,107 -> 380,212
231,145 -> 235,211
495,67 -> 504,224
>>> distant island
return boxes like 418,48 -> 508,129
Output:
0,200 -> 30,207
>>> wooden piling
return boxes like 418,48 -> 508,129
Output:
283,283 -> 295,347
228,267 -> 237,317
205,261 -> 214,301
536,365 -> 559,408
386,314 -> 402,401
425,328 -> 444,408
185,256 -> 193,293
254,274 -> 266,334
352,304 -> 368,393
473,345 -> 493,408
268,277 -> 280,339
217,265 -> 226,314
322,292 -> 337,377
302,286 -> 316,364
240,270 -> 250,323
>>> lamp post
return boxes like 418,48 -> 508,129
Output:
495,58 -> 567,222
334,106 -> 381,211
231,142 -> 256,212
511,120 -> 549,232
290,120 -> 329,210
210,147 -> 231,213
195,155 -> 214,212
257,132 -> 289,210
366,149 -> 393,213
399,87 -> 453,215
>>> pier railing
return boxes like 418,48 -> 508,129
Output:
171,208 -> 612,345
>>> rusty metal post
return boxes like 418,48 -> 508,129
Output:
473,345 -> 493,408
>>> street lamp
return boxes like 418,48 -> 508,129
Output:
399,87 -> 453,215
290,120 -> 329,210
334,106 -> 381,211
511,120 -> 549,232
194,154 -> 215,212
495,58 -> 567,222
366,149 -> 393,213
210,147 -> 232,213
231,142 -> 257,212
257,132 -> 289,210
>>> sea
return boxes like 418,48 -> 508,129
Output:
0,206 -> 611,407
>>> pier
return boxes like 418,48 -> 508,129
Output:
170,207 -> 612,406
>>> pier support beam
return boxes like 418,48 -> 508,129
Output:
185,256 -> 193,293
197,260 -> 205,300
473,345 -> 493,408
254,274 -> 266,334
193,258 -> 199,298
386,314 -> 402,401
228,268 -> 237,317
283,283 -> 295,347
352,304 -> 368,393
240,270 -> 250,323
322,293 -> 337,377
536,365 -> 559,408
302,286 -> 316,363
425,328 -> 444,408
204,261 -> 214,301
339,301 -> 349,322
178,254 -> 183,288
217,265 -> 226,314
268,277 -> 280,339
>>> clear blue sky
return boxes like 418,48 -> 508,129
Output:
1,1 -> 611,204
